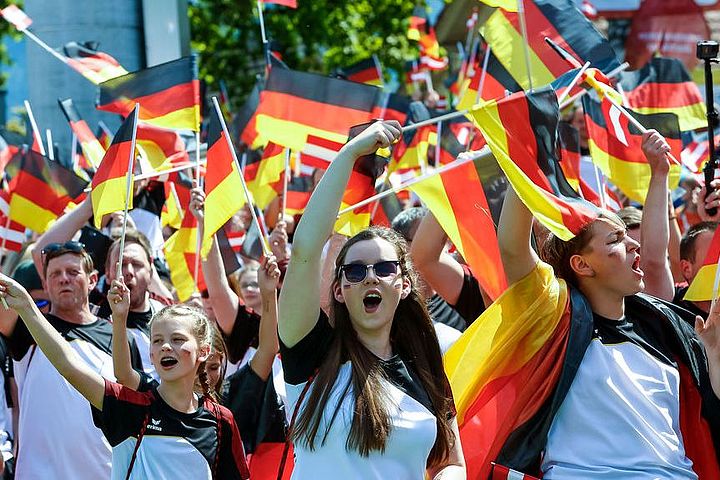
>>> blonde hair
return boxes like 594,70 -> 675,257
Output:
228,260 -> 261,298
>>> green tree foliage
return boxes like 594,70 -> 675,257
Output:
189,0 -> 421,103
0,1 -> 25,88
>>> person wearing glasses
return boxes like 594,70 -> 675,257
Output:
2,242 -> 140,479
278,121 -> 466,479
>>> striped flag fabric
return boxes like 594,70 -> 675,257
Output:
58,98 -> 105,169
262,0 -> 297,8
0,212 -> 26,253
164,211 -> 207,302
244,143 -> 285,209
480,0 -> 620,93
457,48 -> 519,111
225,228 -> 246,253
91,107 -> 138,229
3,149 -> 88,233
136,123 -> 190,173
681,138 -> 710,174
62,41 -> 128,85
582,94 -> 682,204
160,179 -> 190,230
341,57 -> 383,87
97,122 -> 113,150
407,5 -> 428,41
557,121 -> 602,206
254,66 -> 381,151
97,56 -> 200,131
372,93 -> 411,125
618,57 -> 706,132
234,84 -> 264,149
409,152 -> 508,300
684,226 -> 720,302
272,172 -> 313,216
299,135 -> 343,174
469,87 -> 599,241
203,105 -> 246,257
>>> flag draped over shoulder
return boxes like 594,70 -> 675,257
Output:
97,56 -> 200,131
410,152 -> 507,300
444,262 -> 571,480
684,227 -> 720,302
469,87 -> 599,241
91,108 -> 138,228
2,149 -> 88,233
254,67 -> 380,151
618,56 -> 706,132
58,98 -> 105,169
582,94 -> 682,204
62,41 -> 128,85
203,106 -> 246,257
480,0 -> 619,92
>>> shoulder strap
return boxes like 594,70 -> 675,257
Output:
277,372 -> 316,480
125,410 -> 151,480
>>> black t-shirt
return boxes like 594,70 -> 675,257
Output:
672,285 -> 707,323
279,311 -> 451,418
7,313 -> 142,368
223,303 -> 261,364
592,311 -> 676,367
428,265 -> 486,332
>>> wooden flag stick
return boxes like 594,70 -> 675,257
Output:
257,0 -> 268,45
281,148 -> 290,220
338,148 -> 490,216
21,28 -> 69,66
211,97 -> 271,257
402,109 -> 469,133
476,44 -> 492,104
116,106 -> 140,281
24,100 -> 45,156
557,61 -> 591,105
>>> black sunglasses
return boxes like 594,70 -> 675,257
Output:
42,241 -> 85,256
340,260 -> 401,283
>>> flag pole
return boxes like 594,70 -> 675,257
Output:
115,106 -> 140,281
193,128 -> 203,287
402,109 -> 470,133
81,160 -> 208,193
0,215 -> 9,308
592,163 -> 606,210
211,97 -> 271,257
557,61 -> 591,105
45,129 -> 54,160
516,0 -> 534,92
558,62 -> 629,110
256,0 -> 271,66
338,147 -> 490,216
169,181 -> 184,221
372,54 -> 385,89
23,100 -> 45,156
70,133 -> 78,169
281,147 -> 290,220
20,29 -> 70,66
434,121 -> 442,167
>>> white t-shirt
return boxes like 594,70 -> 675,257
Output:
280,312 -> 454,479
12,315 -> 117,479
542,313 -> 697,479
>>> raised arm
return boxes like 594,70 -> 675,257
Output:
31,196 -> 93,276
639,130 -> 674,301
108,277 -> 141,390
0,274 -> 105,409
249,254 -> 281,381
279,121 -> 401,347
498,187 -> 538,285
188,187 -> 239,335
411,212 -> 466,304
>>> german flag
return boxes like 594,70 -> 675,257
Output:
4,149 -> 88,233
255,66 -> 380,151
618,57 -> 706,132
557,121 -> 602,206
469,87 -> 599,241
272,172 -> 313,216
409,153 -> 508,300
373,93 -> 411,125
388,124 -> 432,174
97,122 -> 113,150
445,262 -> 571,480
341,57 -> 383,87
161,179 -> 190,230
298,135 -> 343,174
234,84 -> 264,149
681,138 -> 710,174
58,98 -> 105,169
480,0 -> 620,92
62,41 -> 128,85
97,56 -> 200,131
0,211 -> 26,253
136,123 -> 189,173
203,105 -> 246,257
684,226 -> 720,301
91,107 -> 138,229
164,211 -> 207,302
457,48 -> 520,111
582,94 -> 682,204
245,143 -> 285,209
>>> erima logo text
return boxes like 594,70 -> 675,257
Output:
147,419 -> 162,432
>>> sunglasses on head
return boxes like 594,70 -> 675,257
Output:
41,241 -> 85,256
340,260 -> 401,283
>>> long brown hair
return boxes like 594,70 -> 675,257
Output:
291,226 -> 455,467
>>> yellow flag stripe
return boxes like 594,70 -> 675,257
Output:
91,175 -> 130,229
203,168 -> 246,257
630,104 -> 706,132
144,106 -> 200,131
9,195 -> 58,233
408,174 -> 464,252
256,115 -> 348,151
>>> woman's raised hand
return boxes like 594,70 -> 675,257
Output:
343,121 -> 402,159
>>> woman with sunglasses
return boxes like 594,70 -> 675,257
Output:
278,121 -> 465,479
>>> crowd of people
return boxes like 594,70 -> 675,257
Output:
0,102 -> 716,480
